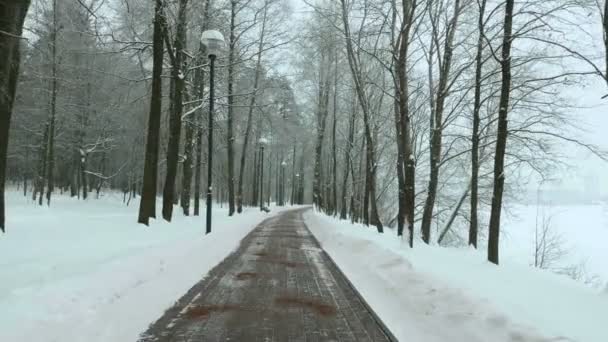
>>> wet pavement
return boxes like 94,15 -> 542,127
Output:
139,208 -> 395,342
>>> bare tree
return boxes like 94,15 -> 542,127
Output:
469,0 -> 488,249
488,0 -> 515,265
420,0 -> 464,244
138,0 -> 166,225
161,0 -> 188,221
339,0 -> 383,233
395,0 -> 419,246
0,0 -> 31,232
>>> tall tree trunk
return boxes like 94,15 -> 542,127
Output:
604,0 -> 608,86
331,57 -> 338,216
237,4 -> 268,212
275,152 -> 280,204
488,0 -> 514,265
23,146 -> 28,197
193,103 -> 203,216
0,0 -> 30,231
226,0 -> 237,216
420,0 -> 461,244
138,0 -> 166,225
340,100 -> 355,220
36,123 -> 49,205
390,0 -> 406,237
313,54 -> 331,211
45,0 -> 58,207
95,150 -> 106,198
290,140 -> 296,205
162,0 -> 188,221
395,0 -> 418,246
181,94 -> 194,216
353,137 -> 365,223
470,0 -> 487,248
251,144 -> 259,207
340,0 -> 383,233
267,148 -> 272,206
393,95 -> 406,234
363,145 -> 370,226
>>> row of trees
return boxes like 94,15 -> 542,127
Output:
1,0 -> 311,230
300,0 -> 608,264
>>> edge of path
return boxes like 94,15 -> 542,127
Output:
302,210 -> 399,342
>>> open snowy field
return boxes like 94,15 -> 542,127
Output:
0,191 -> 284,342
502,203 -> 608,283
305,210 -> 608,342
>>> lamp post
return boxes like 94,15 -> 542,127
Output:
201,30 -> 225,234
280,161 -> 287,206
295,173 -> 300,205
258,138 -> 268,211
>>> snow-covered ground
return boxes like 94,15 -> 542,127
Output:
0,191 -> 283,342
305,210 -> 608,342
2,189 -> 605,342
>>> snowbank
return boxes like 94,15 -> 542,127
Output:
0,191 -> 283,342
305,211 -> 608,342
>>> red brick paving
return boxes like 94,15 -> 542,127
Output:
139,208 -> 395,341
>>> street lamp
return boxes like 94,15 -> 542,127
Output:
295,173 -> 300,205
280,161 -> 287,206
201,29 -> 225,234
258,138 -> 268,211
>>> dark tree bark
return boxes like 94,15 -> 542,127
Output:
313,53 -> 331,211
237,1 -> 268,213
138,0 -> 166,225
280,154 -> 284,205
331,57 -> 338,216
95,150 -> 106,198
193,95 -> 203,216
363,145 -> 370,226
394,0 -> 418,246
45,0 -> 58,207
275,152 -> 280,205
226,0 -> 237,216
34,123 -> 49,205
162,0 -> 188,221
420,0 -> 462,244
488,0 -> 514,265
252,143 -> 259,207
181,105 -> 194,216
290,141 -> 296,205
604,0 -> 608,85
340,100 -> 355,220
352,137 -> 365,223
340,0 -> 383,233
393,95 -> 406,234
390,0 -> 406,237
0,0 -> 30,231
79,83 -> 91,200
470,0 -> 487,248
23,146 -> 28,197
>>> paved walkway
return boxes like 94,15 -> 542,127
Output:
139,209 -> 395,342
